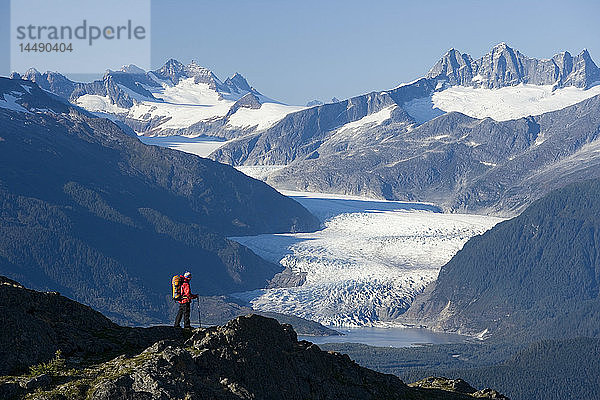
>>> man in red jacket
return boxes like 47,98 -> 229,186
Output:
174,271 -> 198,329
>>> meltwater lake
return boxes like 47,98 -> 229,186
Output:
299,326 -> 469,348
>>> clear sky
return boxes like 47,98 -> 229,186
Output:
2,0 -> 599,105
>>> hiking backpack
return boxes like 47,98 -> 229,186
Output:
172,275 -> 184,301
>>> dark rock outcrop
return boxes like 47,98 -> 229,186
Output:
224,92 -> 263,119
0,276 -> 188,376
224,72 -> 254,94
195,295 -> 339,336
410,377 -> 508,399
0,280 -> 506,399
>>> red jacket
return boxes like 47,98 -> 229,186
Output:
178,278 -> 197,304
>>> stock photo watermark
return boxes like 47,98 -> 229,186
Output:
10,0 -> 151,74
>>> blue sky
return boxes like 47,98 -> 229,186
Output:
2,0 -> 600,104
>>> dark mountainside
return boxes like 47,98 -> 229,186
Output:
0,77 -> 319,325
402,179 -> 600,341
0,278 -> 507,400
434,338 -> 600,400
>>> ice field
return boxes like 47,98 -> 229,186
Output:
230,191 -> 503,327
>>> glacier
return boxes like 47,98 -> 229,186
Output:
230,192 -> 502,327
405,83 -> 600,123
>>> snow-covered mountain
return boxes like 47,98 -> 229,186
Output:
12,44 -> 600,216
12,60 -> 305,139
212,43 -> 600,164
428,42 -> 600,89
407,43 -> 600,122
207,44 -> 600,215
0,77 -> 73,114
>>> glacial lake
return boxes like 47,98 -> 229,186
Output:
299,326 -> 470,348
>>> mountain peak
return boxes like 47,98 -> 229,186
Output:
225,72 -> 252,93
426,47 -> 474,86
22,68 -> 42,81
163,58 -> 184,68
306,99 -> 324,107
119,64 -> 146,74
186,59 -> 212,73
427,44 -> 600,89
487,42 -> 519,60
492,41 -> 510,50
578,48 -> 593,62
24,67 -> 40,74
153,58 -> 189,85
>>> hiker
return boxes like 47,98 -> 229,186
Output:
174,271 -> 198,329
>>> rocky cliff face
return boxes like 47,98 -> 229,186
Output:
427,43 -> 600,89
0,279 -> 507,400
210,81 -> 429,166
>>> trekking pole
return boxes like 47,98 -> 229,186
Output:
197,297 -> 201,328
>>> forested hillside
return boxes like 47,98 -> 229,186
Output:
403,179 -> 600,340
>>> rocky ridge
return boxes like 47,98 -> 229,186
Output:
0,276 -> 187,377
0,278 -> 508,399
14,60 -> 261,110
427,43 -> 600,89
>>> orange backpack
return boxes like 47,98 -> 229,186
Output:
172,275 -> 184,301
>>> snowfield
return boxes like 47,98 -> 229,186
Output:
404,83 -> 600,123
336,105 -> 395,133
230,192 -> 503,327
226,103 -> 305,130
236,165 -> 287,181
77,76 -> 303,134
138,135 -> 227,158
